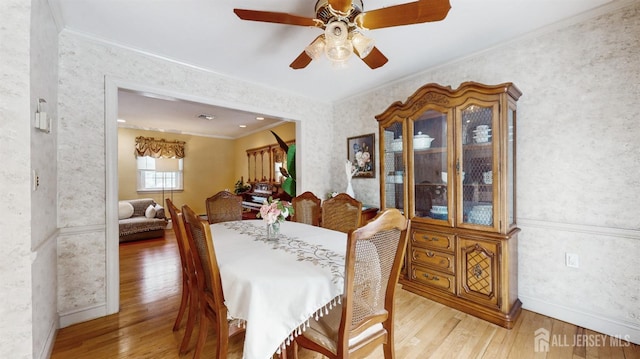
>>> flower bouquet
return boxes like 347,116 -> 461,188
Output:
257,196 -> 294,239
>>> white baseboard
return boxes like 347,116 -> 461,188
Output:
58,302 -> 107,328
521,295 -> 640,345
37,318 -> 58,359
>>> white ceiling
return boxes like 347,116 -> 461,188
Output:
51,0 -> 614,138
117,89 -> 285,139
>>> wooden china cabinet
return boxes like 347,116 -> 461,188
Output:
376,82 -> 522,328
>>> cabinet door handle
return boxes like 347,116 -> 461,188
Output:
423,273 -> 440,281
426,251 -> 435,257
473,264 -> 483,278
422,235 -> 439,242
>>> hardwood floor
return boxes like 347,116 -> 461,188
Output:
50,228 -> 639,359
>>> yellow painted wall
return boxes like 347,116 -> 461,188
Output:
118,122 -> 296,216
118,128 -> 235,216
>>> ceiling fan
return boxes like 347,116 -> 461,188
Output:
234,0 -> 451,69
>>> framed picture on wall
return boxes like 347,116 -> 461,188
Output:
347,133 -> 375,178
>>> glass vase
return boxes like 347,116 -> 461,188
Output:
267,221 -> 280,239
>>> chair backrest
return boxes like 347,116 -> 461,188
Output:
338,208 -> 409,353
321,193 -> 362,233
166,199 -> 191,278
205,190 -> 243,224
181,204 -> 226,312
291,191 -> 321,226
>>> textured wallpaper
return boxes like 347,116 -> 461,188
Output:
56,30 -> 333,318
55,0 -> 639,344
0,0 -> 34,357
1,0 -> 61,357
30,0 -> 61,356
332,1 -> 640,337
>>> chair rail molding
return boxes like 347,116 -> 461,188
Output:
518,218 -> 640,240
518,217 -> 639,345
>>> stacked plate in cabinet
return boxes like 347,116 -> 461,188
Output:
473,125 -> 492,143
468,204 -> 492,225
430,205 -> 448,220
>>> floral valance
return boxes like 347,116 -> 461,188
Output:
134,136 -> 185,159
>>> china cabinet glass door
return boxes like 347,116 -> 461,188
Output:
411,109 -> 451,222
458,103 -> 498,229
382,120 -> 405,213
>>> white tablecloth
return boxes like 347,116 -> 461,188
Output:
210,220 -> 347,359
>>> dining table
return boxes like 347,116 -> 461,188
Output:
209,219 -> 348,359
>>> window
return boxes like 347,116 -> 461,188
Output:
136,156 -> 184,192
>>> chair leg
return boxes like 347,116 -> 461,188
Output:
179,287 -> 199,354
215,316 -> 230,359
173,276 -> 190,331
290,341 -> 299,359
192,313 -> 209,359
383,323 -> 395,359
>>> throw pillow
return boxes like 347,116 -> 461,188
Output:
118,201 -> 134,220
154,204 -> 165,219
145,204 -> 157,219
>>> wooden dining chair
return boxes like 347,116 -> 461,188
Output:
291,208 -> 409,359
182,204 -> 245,359
291,191 -> 321,226
165,199 -> 200,354
321,193 -> 362,233
205,190 -> 243,224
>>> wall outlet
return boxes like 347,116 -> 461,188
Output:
565,253 -> 579,268
32,170 -> 40,191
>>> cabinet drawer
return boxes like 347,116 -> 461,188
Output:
412,230 -> 455,252
411,247 -> 455,274
410,265 -> 455,294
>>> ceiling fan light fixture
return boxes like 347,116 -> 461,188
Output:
304,37 -> 326,60
324,21 -> 353,63
325,40 -> 353,62
351,32 -> 374,58
325,22 -> 348,44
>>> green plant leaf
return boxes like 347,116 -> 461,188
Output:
270,130 -> 289,153
282,144 -> 296,196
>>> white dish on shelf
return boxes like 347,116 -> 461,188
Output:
413,132 -> 435,149
390,137 -> 403,151
468,213 -> 492,225
441,171 -> 465,182
483,171 -> 493,184
386,174 -> 403,183
474,136 -> 491,143
468,204 -> 493,225
431,205 -> 448,214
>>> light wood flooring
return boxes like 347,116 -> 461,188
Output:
50,228 -> 639,359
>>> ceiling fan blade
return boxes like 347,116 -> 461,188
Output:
360,47 -> 388,69
290,51 -> 313,69
357,0 -> 451,30
327,0 -> 353,13
234,9 -> 319,27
